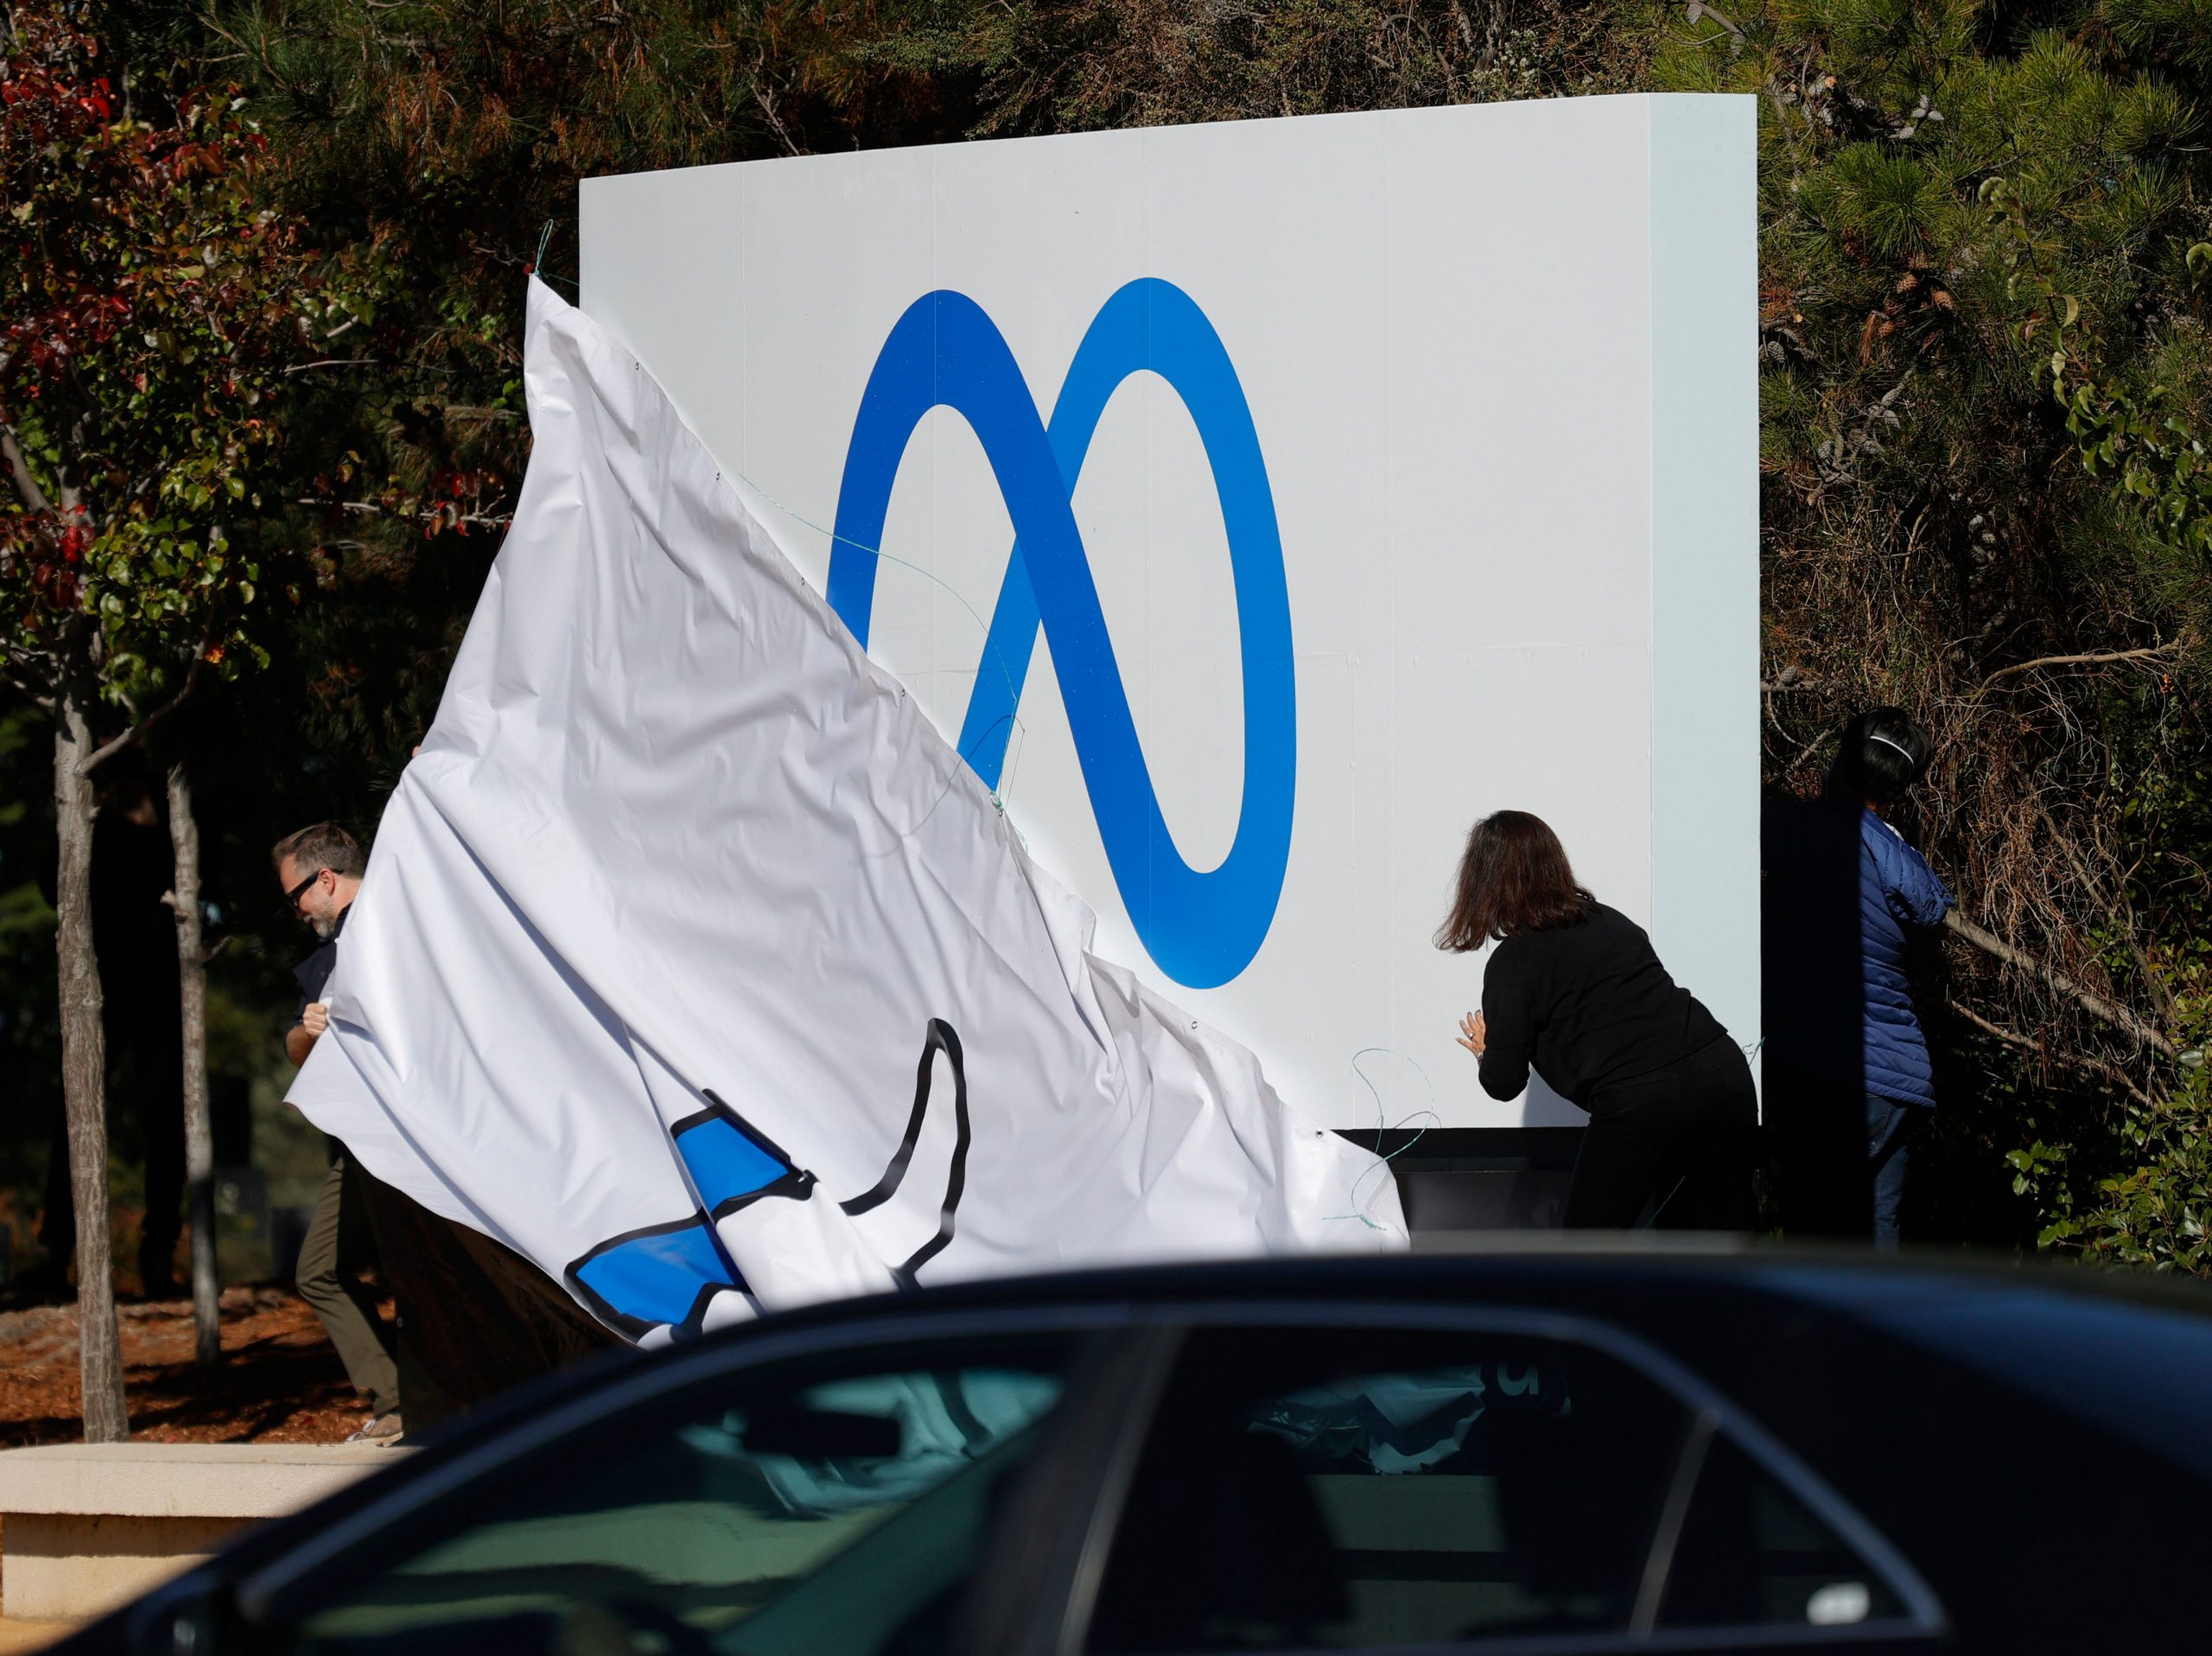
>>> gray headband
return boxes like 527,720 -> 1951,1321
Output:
1867,731 -> 1918,768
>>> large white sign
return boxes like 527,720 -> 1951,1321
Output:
580,94 -> 1758,1129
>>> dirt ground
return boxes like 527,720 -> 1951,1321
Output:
0,1286 -> 372,1447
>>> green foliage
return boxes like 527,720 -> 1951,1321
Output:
1638,0 -> 2212,1266
2066,1065 -> 2212,1271
1979,170 -> 2212,567
2108,0 -> 2212,83
204,2 -> 823,758
2063,744 -> 2212,1266
0,4 -> 380,715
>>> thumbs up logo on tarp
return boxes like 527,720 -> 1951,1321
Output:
566,1020 -> 971,1341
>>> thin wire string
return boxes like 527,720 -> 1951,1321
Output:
714,464 -> 1036,824
1325,1047 -> 1439,1237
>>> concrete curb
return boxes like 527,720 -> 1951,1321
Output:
0,1443 -> 410,1622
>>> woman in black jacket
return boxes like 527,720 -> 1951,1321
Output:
1437,810 -> 1755,1231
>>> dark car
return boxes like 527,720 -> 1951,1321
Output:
73,1244 -> 2212,1656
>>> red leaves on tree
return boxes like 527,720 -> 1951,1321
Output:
3,2 -> 340,682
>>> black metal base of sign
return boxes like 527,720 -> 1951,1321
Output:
1332,1126 -> 1582,1233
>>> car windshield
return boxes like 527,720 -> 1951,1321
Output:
291,1363 -> 1068,1656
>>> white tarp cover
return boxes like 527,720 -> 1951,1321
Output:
289,278 -> 1402,1343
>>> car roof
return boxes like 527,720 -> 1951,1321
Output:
747,1235 -> 2212,1324
395,1236 -> 2210,1476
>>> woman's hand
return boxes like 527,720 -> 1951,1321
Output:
1456,1011 -> 1486,1057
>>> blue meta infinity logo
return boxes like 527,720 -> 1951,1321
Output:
825,279 -> 1295,989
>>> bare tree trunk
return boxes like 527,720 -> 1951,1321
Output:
55,653 -> 127,1442
166,758 -> 220,1367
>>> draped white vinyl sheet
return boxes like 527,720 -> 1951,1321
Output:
288,278 -> 1402,1343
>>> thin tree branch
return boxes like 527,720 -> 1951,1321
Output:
306,499 -> 514,530
1980,644 -> 2178,686
282,358 -> 378,374
3,670 -> 56,709
2,424 -> 54,513
1947,998 -> 2156,1110
4,637 -> 54,673
2037,804 -> 2176,1020
3,638 -> 58,706
753,72 -> 804,157
75,650 -> 209,777
1685,1 -> 1746,40
1944,910 -> 2177,1059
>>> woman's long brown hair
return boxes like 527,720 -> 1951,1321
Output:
1433,810 -> 1592,951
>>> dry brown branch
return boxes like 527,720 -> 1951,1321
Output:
753,74 -> 803,158
1944,910 -> 2176,1059
2037,805 -> 2176,1020
308,499 -> 515,530
1946,998 -> 2156,1109
1979,644 -> 2177,686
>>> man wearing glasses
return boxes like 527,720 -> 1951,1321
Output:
274,822 -> 402,1443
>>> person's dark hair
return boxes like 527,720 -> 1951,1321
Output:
1828,707 -> 1932,809
1434,810 -> 1593,951
271,822 -> 365,880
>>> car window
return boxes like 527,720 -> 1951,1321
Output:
1083,1323 -> 1928,1653
1657,1432 -> 1906,1634
286,1339 -> 1073,1656
1086,1328 -> 1682,1651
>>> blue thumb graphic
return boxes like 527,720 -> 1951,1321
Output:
568,1022 -> 972,1339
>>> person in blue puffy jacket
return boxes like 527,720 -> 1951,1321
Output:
1763,707 -> 1954,1245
